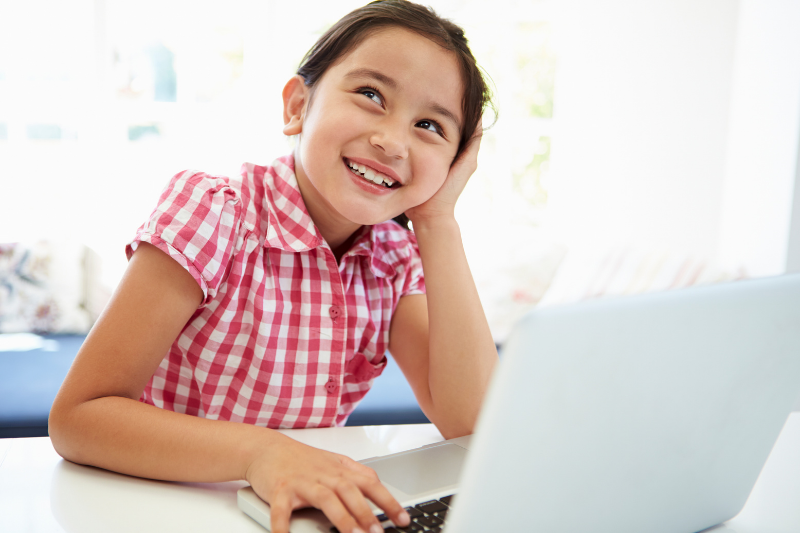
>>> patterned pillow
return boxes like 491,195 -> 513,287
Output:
474,237 -> 568,343
537,245 -> 746,309
0,241 -> 104,334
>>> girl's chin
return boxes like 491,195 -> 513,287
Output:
343,213 -> 396,226
336,205 -> 403,226
327,195 -> 398,225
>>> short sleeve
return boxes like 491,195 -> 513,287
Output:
400,232 -> 426,297
126,170 -> 242,307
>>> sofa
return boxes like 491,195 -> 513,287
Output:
0,241 -> 428,439
2,239 -> 741,438
0,332 -> 428,439
0,334 -> 87,438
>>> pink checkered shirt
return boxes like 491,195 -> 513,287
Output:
127,154 -> 425,428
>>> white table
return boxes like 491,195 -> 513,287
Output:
1,416 -> 799,532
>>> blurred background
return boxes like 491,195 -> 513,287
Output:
0,0 -> 799,339
2,0 -> 800,441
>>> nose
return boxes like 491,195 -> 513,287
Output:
370,117 -> 409,159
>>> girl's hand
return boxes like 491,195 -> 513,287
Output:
404,125 -> 483,226
245,434 -> 410,533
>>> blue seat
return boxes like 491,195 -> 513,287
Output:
0,334 -> 85,438
0,335 -> 426,438
344,354 -> 429,426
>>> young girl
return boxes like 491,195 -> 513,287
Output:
49,1 -> 497,532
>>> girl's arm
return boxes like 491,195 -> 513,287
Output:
49,242 -> 409,533
389,130 -> 499,439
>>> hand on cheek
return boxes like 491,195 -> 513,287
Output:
405,125 -> 483,226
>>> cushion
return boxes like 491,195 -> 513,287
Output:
0,241 -> 106,334
538,245 -> 745,308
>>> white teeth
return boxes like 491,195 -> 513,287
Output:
347,159 -> 397,188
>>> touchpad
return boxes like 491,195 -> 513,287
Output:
366,443 -> 468,496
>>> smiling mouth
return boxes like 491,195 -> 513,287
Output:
345,159 -> 399,189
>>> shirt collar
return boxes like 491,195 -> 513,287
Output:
341,224 -> 409,279
251,154 -> 324,253
248,154 -> 407,278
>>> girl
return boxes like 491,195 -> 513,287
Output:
49,1 -> 498,532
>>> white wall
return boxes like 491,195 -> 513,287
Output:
788,138 -> 800,273
718,0 -> 800,278
545,0 -> 739,255
544,0 -> 800,280
540,0 -> 800,411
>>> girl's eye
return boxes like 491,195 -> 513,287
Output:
416,120 -> 444,137
360,88 -> 383,106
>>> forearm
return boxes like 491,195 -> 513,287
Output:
414,217 -> 498,437
49,395 -> 282,483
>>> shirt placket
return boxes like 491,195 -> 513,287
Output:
320,246 -> 348,426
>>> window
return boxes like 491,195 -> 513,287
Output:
0,0 -> 558,295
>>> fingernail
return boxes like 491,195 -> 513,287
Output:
370,525 -> 383,533
399,510 -> 410,525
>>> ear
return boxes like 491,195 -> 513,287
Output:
282,75 -> 308,136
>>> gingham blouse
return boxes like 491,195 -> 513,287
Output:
126,154 -> 425,428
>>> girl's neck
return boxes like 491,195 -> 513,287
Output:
292,151 -> 363,262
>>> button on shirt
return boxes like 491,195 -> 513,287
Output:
126,155 -> 425,428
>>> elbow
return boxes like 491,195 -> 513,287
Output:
438,417 -> 477,440
48,398 -> 82,463
439,426 -> 474,440
425,391 -> 485,440
428,407 -> 479,440
48,403 -> 70,459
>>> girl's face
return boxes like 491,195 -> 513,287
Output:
288,26 -> 464,229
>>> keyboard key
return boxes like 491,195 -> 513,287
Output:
416,515 -> 444,528
390,523 -> 424,532
416,500 -> 448,515
432,508 -> 448,519
439,494 -> 455,506
405,506 -> 423,518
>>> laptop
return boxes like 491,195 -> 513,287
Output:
239,274 -> 800,532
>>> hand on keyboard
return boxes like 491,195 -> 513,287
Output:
245,432 -> 411,533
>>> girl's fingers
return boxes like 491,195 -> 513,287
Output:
261,450 -> 409,533
331,478 -> 383,532
333,458 -> 408,528
346,472 -> 406,527
340,456 -> 380,479
304,484 -> 362,533
459,130 -> 482,168
457,123 -> 483,160
269,493 -> 293,533
447,128 -> 482,187
340,460 -> 408,525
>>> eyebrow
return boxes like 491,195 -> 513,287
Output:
345,67 -> 398,90
344,67 -> 463,134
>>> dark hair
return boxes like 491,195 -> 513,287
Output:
297,0 -> 495,229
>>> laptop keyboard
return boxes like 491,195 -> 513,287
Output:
330,495 -> 455,533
